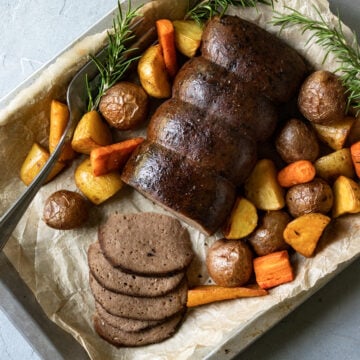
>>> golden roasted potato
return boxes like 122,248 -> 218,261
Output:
138,44 -> 172,99
223,197 -> 258,239
43,190 -> 89,229
20,143 -> 65,186
298,70 -> 347,125
74,158 -> 123,205
285,178 -> 334,218
315,148 -> 355,183
332,175 -> 360,218
312,116 -> 355,150
71,111 -> 112,155
283,213 -> 331,257
244,159 -> 285,210
173,20 -> 203,58
206,238 -> 253,287
99,82 -> 149,130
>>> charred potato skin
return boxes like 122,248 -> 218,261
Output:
286,178 -> 334,218
43,190 -> 89,230
206,238 -> 253,287
298,70 -> 347,125
99,82 -> 149,130
276,118 -> 320,163
248,210 -> 291,256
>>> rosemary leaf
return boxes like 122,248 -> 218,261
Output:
272,6 -> 360,114
86,0 -> 142,111
186,0 -> 274,25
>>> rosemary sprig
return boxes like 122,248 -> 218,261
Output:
86,0 -> 142,111
186,0 -> 274,25
272,6 -> 360,114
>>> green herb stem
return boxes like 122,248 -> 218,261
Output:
272,6 -> 360,114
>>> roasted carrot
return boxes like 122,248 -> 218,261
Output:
49,100 -> 76,162
253,250 -> 294,289
350,141 -> 360,178
277,160 -> 316,187
90,137 -> 144,176
187,284 -> 268,307
156,19 -> 178,78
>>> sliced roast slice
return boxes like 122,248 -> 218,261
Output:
201,16 -> 307,103
94,310 -> 185,347
88,242 -> 185,297
147,98 -> 257,185
172,56 -> 278,142
121,141 -> 236,235
89,273 -> 188,321
98,212 -> 193,275
95,302 -> 163,332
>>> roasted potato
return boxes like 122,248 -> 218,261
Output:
138,44 -> 172,99
286,178 -> 333,218
173,20 -> 203,58
43,190 -> 89,229
248,210 -> 291,256
206,238 -> 253,287
99,82 -> 149,130
275,118 -> 319,163
298,70 -> 347,125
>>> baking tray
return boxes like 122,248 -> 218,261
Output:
1,1 -> 359,359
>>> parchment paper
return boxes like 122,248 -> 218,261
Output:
0,0 -> 359,359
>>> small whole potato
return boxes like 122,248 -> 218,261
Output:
43,190 -> 89,229
286,178 -> 333,218
99,82 -> 148,130
276,118 -> 319,163
206,238 -> 253,287
298,70 -> 347,125
248,210 -> 291,256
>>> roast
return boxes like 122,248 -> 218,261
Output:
121,15 -> 308,235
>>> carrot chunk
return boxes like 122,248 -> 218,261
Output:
90,137 -> 144,176
156,19 -> 178,78
253,250 -> 294,289
277,160 -> 316,187
350,141 -> 360,178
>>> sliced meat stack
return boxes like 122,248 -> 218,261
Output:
122,15 -> 308,235
88,212 -> 194,347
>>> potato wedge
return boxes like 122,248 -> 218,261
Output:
332,175 -> 360,218
283,213 -> 331,257
74,158 -> 123,205
173,20 -> 203,58
20,143 -> 65,186
244,159 -> 285,210
223,197 -> 258,239
138,44 -> 172,99
314,148 -> 355,183
187,285 -> 267,307
49,100 -> 76,162
313,117 -> 355,150
71,111 -> 112,155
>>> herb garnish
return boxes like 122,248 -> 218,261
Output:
272,6 -> 360,114
86,0 -> 142,111
185,0 -> 274,25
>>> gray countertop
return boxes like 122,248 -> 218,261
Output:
0,1 -> 359,359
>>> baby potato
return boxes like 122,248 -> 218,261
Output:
99,82 -> 149,130
286,178 -> 333,218
43,190 -> 89,229
206,238 -> 253,287
276,118 -> 319,163
298,70 -> 347,125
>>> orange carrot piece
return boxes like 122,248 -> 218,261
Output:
187,284 -> 268,307
277,160 -> 316,187
90,137 -> 144,176
253,250 -> 294,289
350,141 -> 360,178
156,19 -> 178,78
